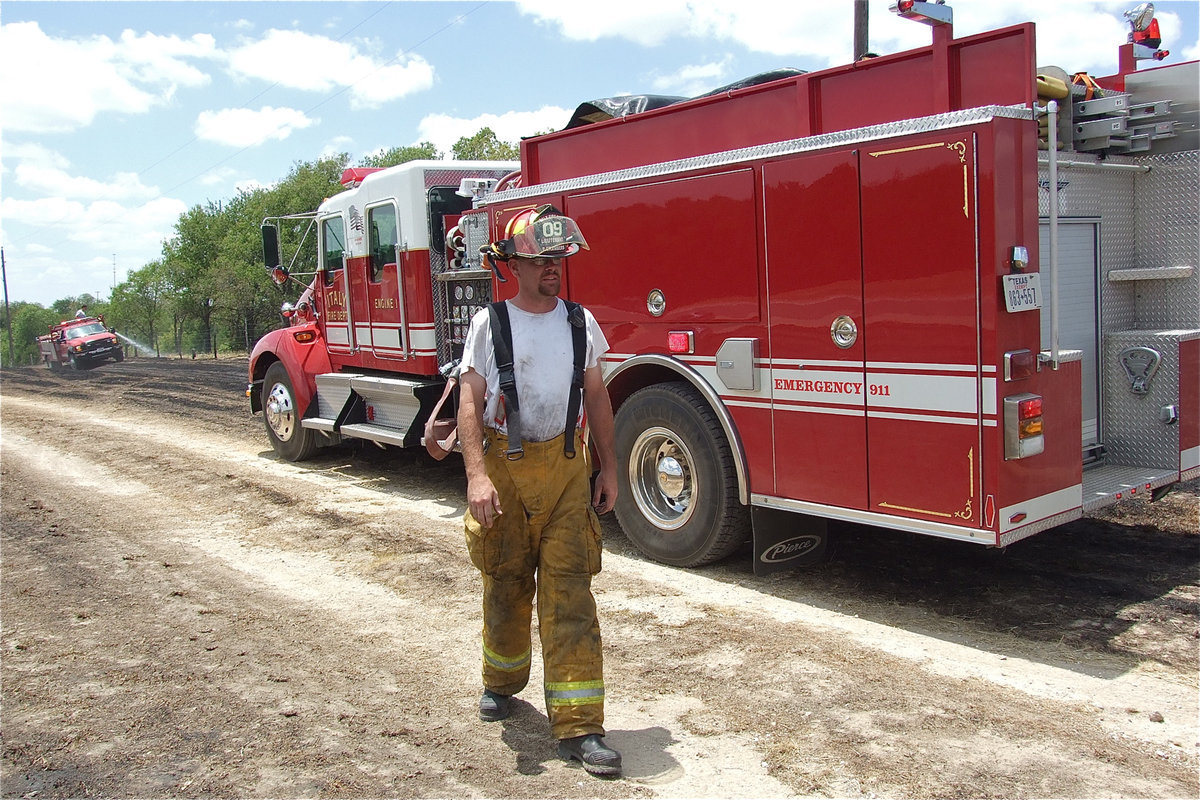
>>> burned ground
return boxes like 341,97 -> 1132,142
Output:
2,357 -> 1196,798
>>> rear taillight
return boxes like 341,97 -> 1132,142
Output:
1004,393 -> 1045,459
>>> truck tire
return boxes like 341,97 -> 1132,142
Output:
69,353 -> 81,370
262,362 -> 319,461
613,382 -> 750,566
115,349 -> 124,362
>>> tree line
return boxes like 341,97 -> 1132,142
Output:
1,129 -> 520,366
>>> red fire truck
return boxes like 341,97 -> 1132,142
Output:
250,1 -> 1198,573
38,316 -> 124,371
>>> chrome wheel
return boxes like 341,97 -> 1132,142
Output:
614,383 -> 749,567
265,380 -> 298,442
261,361 -> 318,461
629,426 -> 697,531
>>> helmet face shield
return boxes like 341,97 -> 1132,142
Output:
504,206 -> 589,259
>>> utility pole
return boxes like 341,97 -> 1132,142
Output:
854,0 -> 870,60
2,248 -> 14,367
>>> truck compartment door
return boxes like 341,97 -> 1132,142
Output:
860,132 -> 984,526
764,150 -> 868,509
1038,220 -> 1101,453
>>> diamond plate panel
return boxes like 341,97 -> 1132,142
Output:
1133,151 -> 1200,329
1080,463 -> 1179,513
1038,159 -> 1139,331
1102,329 -> 1190,468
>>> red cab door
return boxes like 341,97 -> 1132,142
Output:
318,214 -> 353,355
363,202 -> 407,360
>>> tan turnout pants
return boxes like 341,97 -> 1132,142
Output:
464,429 -> 605,740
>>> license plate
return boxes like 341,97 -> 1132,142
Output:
1002,273 -> 1042,313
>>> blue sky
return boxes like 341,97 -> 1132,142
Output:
2,0 -> 1197,307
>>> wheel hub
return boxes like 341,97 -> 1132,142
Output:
629,427 -> 696,531
265,383 -> 296,441
656,455 -> 685,498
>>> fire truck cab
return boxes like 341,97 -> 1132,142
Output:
250,161 -> 517,460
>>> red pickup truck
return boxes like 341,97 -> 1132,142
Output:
38,317 -> 124,371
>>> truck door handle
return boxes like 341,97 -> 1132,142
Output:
830,315 -> 858,349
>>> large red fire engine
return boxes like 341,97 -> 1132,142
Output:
250,2 -> 1198,573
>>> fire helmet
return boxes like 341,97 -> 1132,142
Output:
484,205 -> 589,261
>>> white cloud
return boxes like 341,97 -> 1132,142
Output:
0,21 -> 216,133
323,136 -> 357,159
195,106 -> 317,148
513,0 -> 1196,74
0,194 -> 186,304
0,143 -> 72,170
651,56 -> 734,95
199,167 -> 241,187
226,29 -> 434,109
14,164 -> 158,202
233,178 -> 270,195
416,107 -> 571,160
515,0 -> 694,46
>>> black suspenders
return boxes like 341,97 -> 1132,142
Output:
487,300 -> 587,460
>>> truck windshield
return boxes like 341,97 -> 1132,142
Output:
66,323 -> 106,337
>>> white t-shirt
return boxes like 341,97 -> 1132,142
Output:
460,299 -> 609,442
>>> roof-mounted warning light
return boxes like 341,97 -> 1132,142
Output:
890,0 -> 953,27
1124,3 -> 1170,62
339,167 -> 382,188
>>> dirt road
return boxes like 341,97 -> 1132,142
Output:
2,357 -> 1197,798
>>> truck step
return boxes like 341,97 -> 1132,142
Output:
1081,463 -> 1179,513
307,372 -> 445,449
336,423 -> 409,448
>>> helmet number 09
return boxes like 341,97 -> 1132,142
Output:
540,219 -> 564,237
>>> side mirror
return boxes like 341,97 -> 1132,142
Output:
262,224 -> 281,272
271,266 -> 290,286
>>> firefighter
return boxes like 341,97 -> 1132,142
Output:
457,205 -> 621,777
75,304 -> 88,318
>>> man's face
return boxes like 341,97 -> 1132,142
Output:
513,256 -> 562,297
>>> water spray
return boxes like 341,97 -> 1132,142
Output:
114,331 -> 153,356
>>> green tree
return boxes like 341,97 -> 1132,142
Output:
111,260 -> 170,356
4,302 -> 57,366
451,127 -> 520,161
164,200 -> 229,356
361,142 -> 441,167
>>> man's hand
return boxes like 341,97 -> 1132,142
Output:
592,465 -> 617,515
583,364 -> 618,515
468,475 -> 503,529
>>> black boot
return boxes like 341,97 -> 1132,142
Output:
478,689 -> 511,722
558,734 -> 621,776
